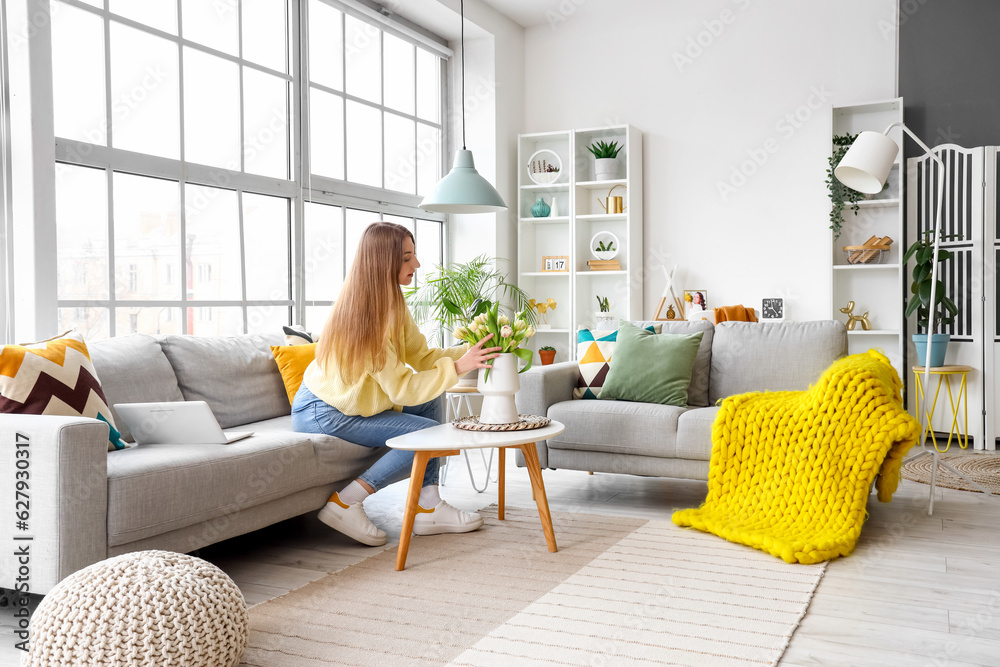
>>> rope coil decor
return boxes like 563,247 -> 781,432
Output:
22,550 -> 248,666
673,350 -> 920,564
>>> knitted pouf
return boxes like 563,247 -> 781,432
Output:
22,550 -> 248,667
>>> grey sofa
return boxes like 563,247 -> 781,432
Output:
515,320 -> 848,479
0,333 -> 384,594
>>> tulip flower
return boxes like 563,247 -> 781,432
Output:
500,325 -> 513,338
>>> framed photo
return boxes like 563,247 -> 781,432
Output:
684,290 -> 708,316
542,255 -> 569,272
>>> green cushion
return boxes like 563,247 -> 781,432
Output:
598,321 -> 704,407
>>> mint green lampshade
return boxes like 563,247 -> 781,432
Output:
419,149 -> 507,214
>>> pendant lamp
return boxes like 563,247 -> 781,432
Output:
419,0 -> 506,214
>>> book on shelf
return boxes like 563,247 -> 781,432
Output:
587,260 -> 621,271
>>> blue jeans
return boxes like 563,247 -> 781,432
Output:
291,384 -> 442,492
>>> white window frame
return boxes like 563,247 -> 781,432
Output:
35,0 -> 449,339
0,0 -> 13,342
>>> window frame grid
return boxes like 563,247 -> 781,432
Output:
50,0 -> 449,338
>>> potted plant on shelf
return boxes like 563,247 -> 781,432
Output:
587,140 -> 623,181
538,345 -> 557,366
528,298 -> 557,329
454,304 -> 535,424
904,230 -> 960,366
595,295 -> 615,329
405,255 -> 534,386
827,133 -> 888,239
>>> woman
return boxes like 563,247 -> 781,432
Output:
292,222 -> 501,546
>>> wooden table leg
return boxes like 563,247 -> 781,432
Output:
498,447 -> 506,520
519,442 -> 557,553
396,451 -> 432,571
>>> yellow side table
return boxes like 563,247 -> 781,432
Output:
912,365 -> 972,452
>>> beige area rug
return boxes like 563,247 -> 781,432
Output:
241,507 -> 826,667
902,452 -> 1000,493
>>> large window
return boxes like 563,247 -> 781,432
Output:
50,0 -> 448,339
0,0 -> 11,342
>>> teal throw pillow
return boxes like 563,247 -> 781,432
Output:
598,321 -> 704,407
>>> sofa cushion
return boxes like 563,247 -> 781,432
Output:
547,399 -> 685,459
158,333 -> 290,429
574,324 -> 657,399
599,324 -> 704,407
270,343 -> 317,405
90,334 -> 185,443
709,321 -> 847,403
676,406 -> 720,461
658,320 -> 714,407
1,330 -> 125,450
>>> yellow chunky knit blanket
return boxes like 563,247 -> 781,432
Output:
672,350 -> 920,564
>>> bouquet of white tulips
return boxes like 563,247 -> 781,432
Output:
453,302 -> 535,381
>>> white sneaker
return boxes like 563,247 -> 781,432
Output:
317,494 -> 387,546
412,501 -> 485,535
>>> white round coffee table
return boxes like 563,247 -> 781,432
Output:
387,419 -> 565,571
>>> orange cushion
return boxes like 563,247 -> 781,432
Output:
270,343 -> 317,405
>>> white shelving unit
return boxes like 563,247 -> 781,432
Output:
517,125 -> 643,362
830,98 -> 905,378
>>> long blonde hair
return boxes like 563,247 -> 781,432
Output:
316,222 -> 413,383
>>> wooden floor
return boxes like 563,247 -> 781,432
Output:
2,448 -> 999,666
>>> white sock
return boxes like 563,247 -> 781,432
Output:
336,480 -> 370,506
419,485 -> 441,508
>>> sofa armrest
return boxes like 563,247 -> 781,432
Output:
515,361 -> 579,469
0,416 -> 109,594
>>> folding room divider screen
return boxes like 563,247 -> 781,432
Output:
906,144 -> 998,450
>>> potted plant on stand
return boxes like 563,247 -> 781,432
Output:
405,255 -> 534,386
538,346 -> 557,365
904,230 -> 960,366
587,140 -> 623,181
454,304 -> 535,424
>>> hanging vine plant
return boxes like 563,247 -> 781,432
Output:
826,133 -> 866,240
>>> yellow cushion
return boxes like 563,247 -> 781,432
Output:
270,343 -> 317,405
0,330 -> 124,450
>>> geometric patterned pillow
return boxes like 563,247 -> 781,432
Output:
574,325 -> 658,399
0,330 -> 125,450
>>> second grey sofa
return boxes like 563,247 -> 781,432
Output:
515,320 -> 848,479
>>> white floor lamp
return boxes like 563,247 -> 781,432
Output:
835,124 -> 999,515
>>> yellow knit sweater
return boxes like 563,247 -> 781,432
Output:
302,310 -> 465,417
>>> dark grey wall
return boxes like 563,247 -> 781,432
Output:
899,0 -> 1000,151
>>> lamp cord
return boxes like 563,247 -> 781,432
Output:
460,0 -> 466,150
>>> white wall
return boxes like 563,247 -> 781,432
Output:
432,0 -> 524,274
521,0 -> 897,321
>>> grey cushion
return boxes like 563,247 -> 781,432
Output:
676,406 -> 719,461
547,399 -> 685,459
90,334 -> 185,443
709,321 -> 847,403
158,334 -> 290,429
626,320 -> 714,407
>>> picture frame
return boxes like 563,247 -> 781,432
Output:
684,290 -> 709,316
542,255 -> 569,272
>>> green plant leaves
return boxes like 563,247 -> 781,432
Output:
513,346 -> 533,373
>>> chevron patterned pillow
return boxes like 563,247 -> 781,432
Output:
0,330 -> 124,451
574,324 -> 659,399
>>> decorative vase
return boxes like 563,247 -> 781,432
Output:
538,350 -> 556,365
476,353 -> 520,424
595,312 -> 616,330
531,196 -> 551,218
913,333 -> 950,367
594,158 -> 619,181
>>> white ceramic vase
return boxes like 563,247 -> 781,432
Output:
594,158 -> 619,181
477,353 -> 520,424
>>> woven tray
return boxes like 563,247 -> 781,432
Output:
452,415 -> 551,431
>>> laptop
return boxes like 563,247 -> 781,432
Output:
114,401 -> 254,445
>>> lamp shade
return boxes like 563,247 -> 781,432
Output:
419,149 -> 507,214
834,131 -> 899,194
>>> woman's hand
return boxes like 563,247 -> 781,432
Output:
455,334 -> 503,376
